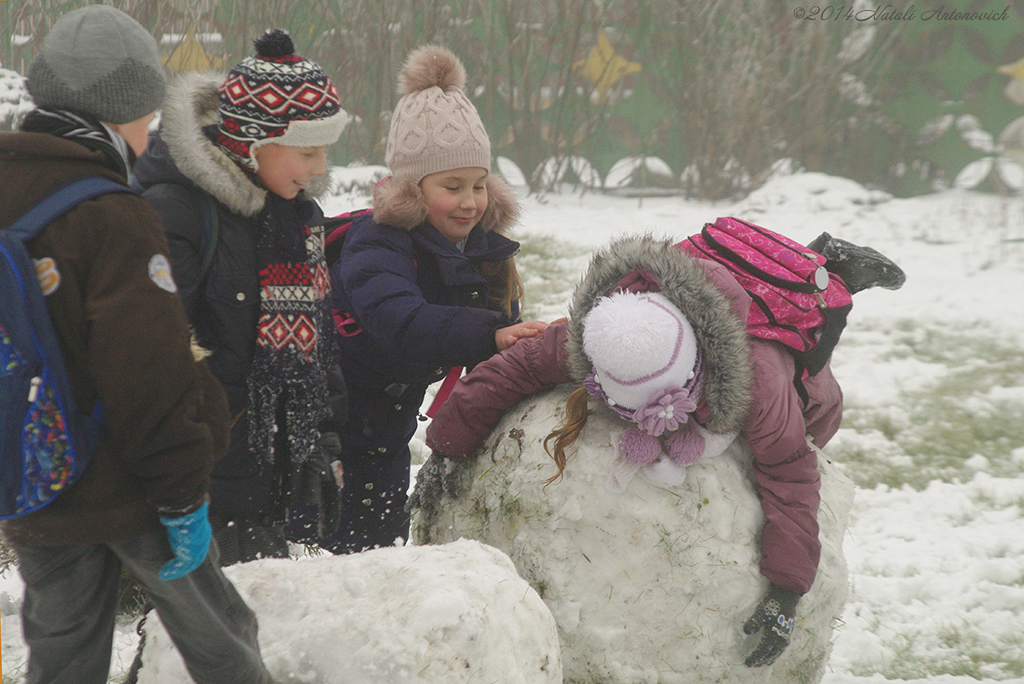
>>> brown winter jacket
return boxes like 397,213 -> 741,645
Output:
0,131 -> 229,547
426,238 -> 842,595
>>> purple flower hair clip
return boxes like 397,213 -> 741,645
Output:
632,386 -> 699,437
583,373 -> 604,400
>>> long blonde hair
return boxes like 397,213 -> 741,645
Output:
542,386 -> 593,484
480,257 -> 525,318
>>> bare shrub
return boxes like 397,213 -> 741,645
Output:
1,0 -> 889,203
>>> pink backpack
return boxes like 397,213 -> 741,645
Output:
678,217 -> 853,382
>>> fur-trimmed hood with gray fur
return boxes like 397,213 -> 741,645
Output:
565,235 -> 754,435
372,171 -> 521,235
155,71 -> 332,217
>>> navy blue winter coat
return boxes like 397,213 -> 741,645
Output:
282,158 -> 526,554
332,210 -> 518,456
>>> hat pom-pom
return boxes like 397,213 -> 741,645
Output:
398,45 -> 466,95
618,426 -> 662,465
254,29 -> 295,58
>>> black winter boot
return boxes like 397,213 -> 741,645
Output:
807,232 -> 906,295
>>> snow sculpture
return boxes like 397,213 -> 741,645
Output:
414,386 -> 855,684
136,539 -> 561,684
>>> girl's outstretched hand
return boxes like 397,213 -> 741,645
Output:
495,320 -> 549,351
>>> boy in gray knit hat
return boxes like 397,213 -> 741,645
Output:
2,6 -> 276,683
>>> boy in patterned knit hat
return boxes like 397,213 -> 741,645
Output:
1,6 -> 276,683
134,29 -> 350,566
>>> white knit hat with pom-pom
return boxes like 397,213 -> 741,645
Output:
385,45 -> 491,182
582,291 -> 701,412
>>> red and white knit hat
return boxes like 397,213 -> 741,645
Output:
212,29 -> 348,171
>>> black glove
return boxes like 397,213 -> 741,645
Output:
743,583 -> 800,667
289,432 -> 344,536
405,451 -> 467,532
315,432 -> 344,537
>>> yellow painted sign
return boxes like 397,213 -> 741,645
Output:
573,30 -> 641,103
162,27 -> 225,73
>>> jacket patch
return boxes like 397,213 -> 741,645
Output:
33,258 -> 61,296
148,254 -> 178,293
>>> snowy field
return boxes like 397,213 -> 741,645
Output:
2,167 -> 1024,682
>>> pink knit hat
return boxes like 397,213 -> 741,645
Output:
385,45 -> 491,183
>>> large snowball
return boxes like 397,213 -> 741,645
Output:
136,539 -> 561,684
414,386 -> 854,684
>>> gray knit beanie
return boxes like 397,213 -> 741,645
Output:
26,5 -> 166,124
385,45 -> 490,183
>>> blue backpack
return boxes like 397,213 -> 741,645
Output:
0,177 -> 131,518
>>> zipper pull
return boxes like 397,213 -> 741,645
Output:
28,376 -> 41,403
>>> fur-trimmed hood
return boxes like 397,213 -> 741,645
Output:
371,172 -> 521,235
157,72 -> 332,217
565,235 -> 753,434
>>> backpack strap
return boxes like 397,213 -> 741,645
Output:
324,207 -> 371,268
425,366 -> 464,419
7,177 -> 131,239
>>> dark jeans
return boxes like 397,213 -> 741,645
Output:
287,446 -> 411,554
14,530 -> 275,684
209,514 -> 289,566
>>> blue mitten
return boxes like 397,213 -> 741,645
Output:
159,501 -> 212,581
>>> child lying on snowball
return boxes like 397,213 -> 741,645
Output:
409,230 -> 904,667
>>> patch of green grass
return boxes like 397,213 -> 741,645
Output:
831,321 -> 1024,490
874,624 -> 1024,681
514,233 -> 590,321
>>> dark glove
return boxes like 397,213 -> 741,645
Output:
743,583 -> 800,667
405,452 -> 468,529
290,432 -> 342,504
318,431 -> 344,477
289,432 -> 344,537
315,432 -> 344,537
159,501 -> 212,581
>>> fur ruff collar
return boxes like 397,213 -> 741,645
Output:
371,173 -> 520,234
565,235 -> 753,435
160,72 -> 333,218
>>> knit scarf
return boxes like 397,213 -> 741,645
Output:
247,192 -> 332,469
21,107 -> 133,179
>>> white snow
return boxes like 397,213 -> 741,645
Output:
2,165 -> 1024,683
136,540 -> 561,684
0,68 -> 34,130
416,387 -> 856,683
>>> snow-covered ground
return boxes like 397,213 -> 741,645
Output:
2,166 -> 1024,682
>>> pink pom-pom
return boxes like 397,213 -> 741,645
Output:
665,425 -> 706,465
398,45 -> 466,95
618,426 -> 661,465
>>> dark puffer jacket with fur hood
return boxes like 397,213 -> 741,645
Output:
133,73 -> 346,525
330,168 -> 522,457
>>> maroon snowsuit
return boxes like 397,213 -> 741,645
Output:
426,253 -> 842,594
